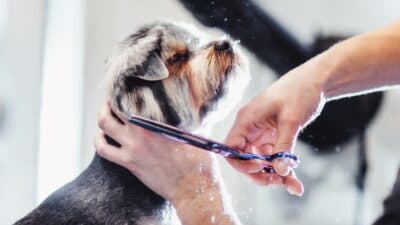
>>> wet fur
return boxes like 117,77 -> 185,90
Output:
15,22 -> 249,225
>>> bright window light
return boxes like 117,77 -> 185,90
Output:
0,0 -> 8,38
37,0 -> 86,203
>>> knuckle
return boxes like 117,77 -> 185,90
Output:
95,145 -> 106,156
97,116 -> 108,129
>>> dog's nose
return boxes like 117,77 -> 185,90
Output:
214,41 -> 231,51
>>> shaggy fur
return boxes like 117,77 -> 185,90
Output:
14,22 -> 250,225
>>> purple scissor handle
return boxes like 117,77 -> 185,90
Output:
128,115 -> 300,173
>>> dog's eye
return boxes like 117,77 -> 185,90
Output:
167,52 -> 188,65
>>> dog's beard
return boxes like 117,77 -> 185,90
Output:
197,56 -> 251,136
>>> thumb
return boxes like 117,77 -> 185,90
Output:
272,119 -> 300,176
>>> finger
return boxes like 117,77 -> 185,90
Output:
247,172 -> 283,186
107,100 -> 129,124
106,101 -> 159,142
274,119 -> 300,153
97,103 -> 127,144
224,107 -> 266,150
272,158 -> 293,176
272,119 -> 300,176
252,143 -> 274,156
226,157 -> 264,174
252,128 -> 277,150
283,171 -> 304,196
97,101 -> 111,122
94,131 -> 128,167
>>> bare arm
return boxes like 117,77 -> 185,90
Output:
173,181 -> 241,225
224,21 -> 400,195
319,22 -> 400,99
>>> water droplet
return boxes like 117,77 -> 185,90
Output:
211,215 -> 216,223
224,18 -> 228,22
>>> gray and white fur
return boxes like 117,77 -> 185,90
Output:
14,22 -> 250,225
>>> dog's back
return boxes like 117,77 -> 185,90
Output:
15,155 -> 167,225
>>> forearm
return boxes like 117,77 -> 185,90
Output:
172,178 -> 241,225
311,21 -> 400,100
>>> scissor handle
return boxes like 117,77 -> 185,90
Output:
128,115 -> 299,165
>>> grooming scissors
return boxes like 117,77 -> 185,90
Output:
128,115 -> 300,173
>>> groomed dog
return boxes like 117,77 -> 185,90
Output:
15,22 -> 250,225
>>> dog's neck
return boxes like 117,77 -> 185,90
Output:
86,153 -> 169,223
78,134 -> 170,224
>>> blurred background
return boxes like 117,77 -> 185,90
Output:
0,0 -> 399,224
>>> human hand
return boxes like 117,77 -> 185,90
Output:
225,59 -> 329,196
95,102 -> 242,225
94,102 -> 223,206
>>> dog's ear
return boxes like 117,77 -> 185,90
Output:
129,52 -> 169,81
109,26 -> 169,81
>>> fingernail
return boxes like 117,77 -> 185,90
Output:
272,158 -> 291,176
286,185 -> 299,196
286,184 -> 304,196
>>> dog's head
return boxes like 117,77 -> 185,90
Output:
107,22 -> 250,129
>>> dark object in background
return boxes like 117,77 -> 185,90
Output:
177,0 -> 384,152
179,0 -> 311,75
301,35 -> 384,150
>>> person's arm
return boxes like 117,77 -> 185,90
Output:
173,183 -> 241,225
94,102 -> 241,225
224,21 -> 400,196
317,22 -> 400,99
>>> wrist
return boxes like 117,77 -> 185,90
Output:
171,171 -> 220,208
173,184 -> 239,225
296,43 -> 344,101
317,42 -> 353,100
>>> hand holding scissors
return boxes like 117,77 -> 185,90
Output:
128,115 -> 300,174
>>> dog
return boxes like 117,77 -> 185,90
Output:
14,22 -> 250,225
